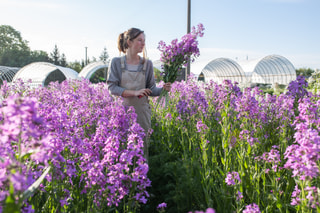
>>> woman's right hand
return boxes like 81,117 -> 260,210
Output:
135,88 -> 152,98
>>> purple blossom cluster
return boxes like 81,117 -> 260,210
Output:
284,97 -> 320,180
286,75 -> 310,99
225,171 -> 241,186
170,77 -> 208,118
158,23 -> 204,67
255,146 -> 281,172
243,203 -> 261,213
0,79 -> 150,211
291,185 -> 320,208
188,208 -> 216,213
158,23 -> 204,83
0,94 -> 52,210
157,202 -> 167,212
196,120 -> 208,133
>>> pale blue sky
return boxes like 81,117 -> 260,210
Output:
1,0 -> 319,74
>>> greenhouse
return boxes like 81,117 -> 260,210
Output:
12,62 -> 79,87
78,61 -> 108,83
238,54 -> 296,85
0,66 -> 20,85
198,54 -> 296,86
199,58 -> 246,84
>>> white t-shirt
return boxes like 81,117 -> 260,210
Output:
126,64 -> 139,71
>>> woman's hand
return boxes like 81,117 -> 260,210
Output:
135,88 -> 152,97
163,82 -> 171,92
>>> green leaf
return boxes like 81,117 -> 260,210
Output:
221,157 -> 225,166
20,166 -> 51,201
3,183 -> 20,213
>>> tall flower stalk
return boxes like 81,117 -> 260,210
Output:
156,23 -> 205,107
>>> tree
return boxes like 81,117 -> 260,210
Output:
68,61 -> 83,73
99,47 -> 109,64
99,47 -> 110,81
0,25 -> 31,67
50,44 -> 60,65
0,48 -> 30,67
30,50 -> 50,63
60,53 -> 67,67
0,25 -> 29,55
296,68 -> 314,78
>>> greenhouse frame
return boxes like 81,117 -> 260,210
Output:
199,54 -> 296,86
0,66 -> 20,85
200,58 -> 246,84
78,61 -> 108,81
12,62 -> 79,87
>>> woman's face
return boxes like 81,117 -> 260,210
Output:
128,33 -> 145,53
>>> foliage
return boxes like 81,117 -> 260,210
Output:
307,69 -> 320,94
153,67 -> 161,83
0,25 -> 50,67
0,75 -> 320,212
146,76 -> 319,212
0,25 -> 29,55
49,44 -> 68,67
30,50 -> 50,63
90,68 -> 109,83
68,60 -> 84,73
296,68 -> 314,78
100,46 -> 110,64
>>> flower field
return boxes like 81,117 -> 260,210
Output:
0,75 -> 319,213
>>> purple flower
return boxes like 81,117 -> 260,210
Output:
158,23 -> 205,83
243,203 -> 261,213
237,190 -> 243,201
196,120 -> 208,133
225,171 -> 241,186
284,97 -> 320,180
286,75 -> 309,99
157,202 -> 167,209
188,208 -> 215,213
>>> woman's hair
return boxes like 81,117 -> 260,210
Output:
117,28 -> 147,60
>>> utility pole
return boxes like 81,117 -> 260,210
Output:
186,0 -> 191,81
85,47 -> 88,65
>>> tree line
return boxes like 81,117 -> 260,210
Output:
0,25 -> 109,73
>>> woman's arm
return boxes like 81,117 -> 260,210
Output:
107,57 -> 126,96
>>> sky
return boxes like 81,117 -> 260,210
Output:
1,0 -> 320,74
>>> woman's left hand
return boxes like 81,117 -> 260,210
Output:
163,82 -> 171,92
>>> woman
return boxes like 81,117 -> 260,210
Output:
107,27 -> 171,159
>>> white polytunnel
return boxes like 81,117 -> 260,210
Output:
0,66 -> 20,85
12,62 -> 79,87
199,54 -> 296,85
238,54 -> 296,85
199,58 -> 246,84
78,61 -> 108,80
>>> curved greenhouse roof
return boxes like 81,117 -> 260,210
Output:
199,58 -> 246,84
238,54 -> 296,85
12,62 -> 79,87
78,61 -> 108,79
199,54 -> 296,85
0,66 -> 20,85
